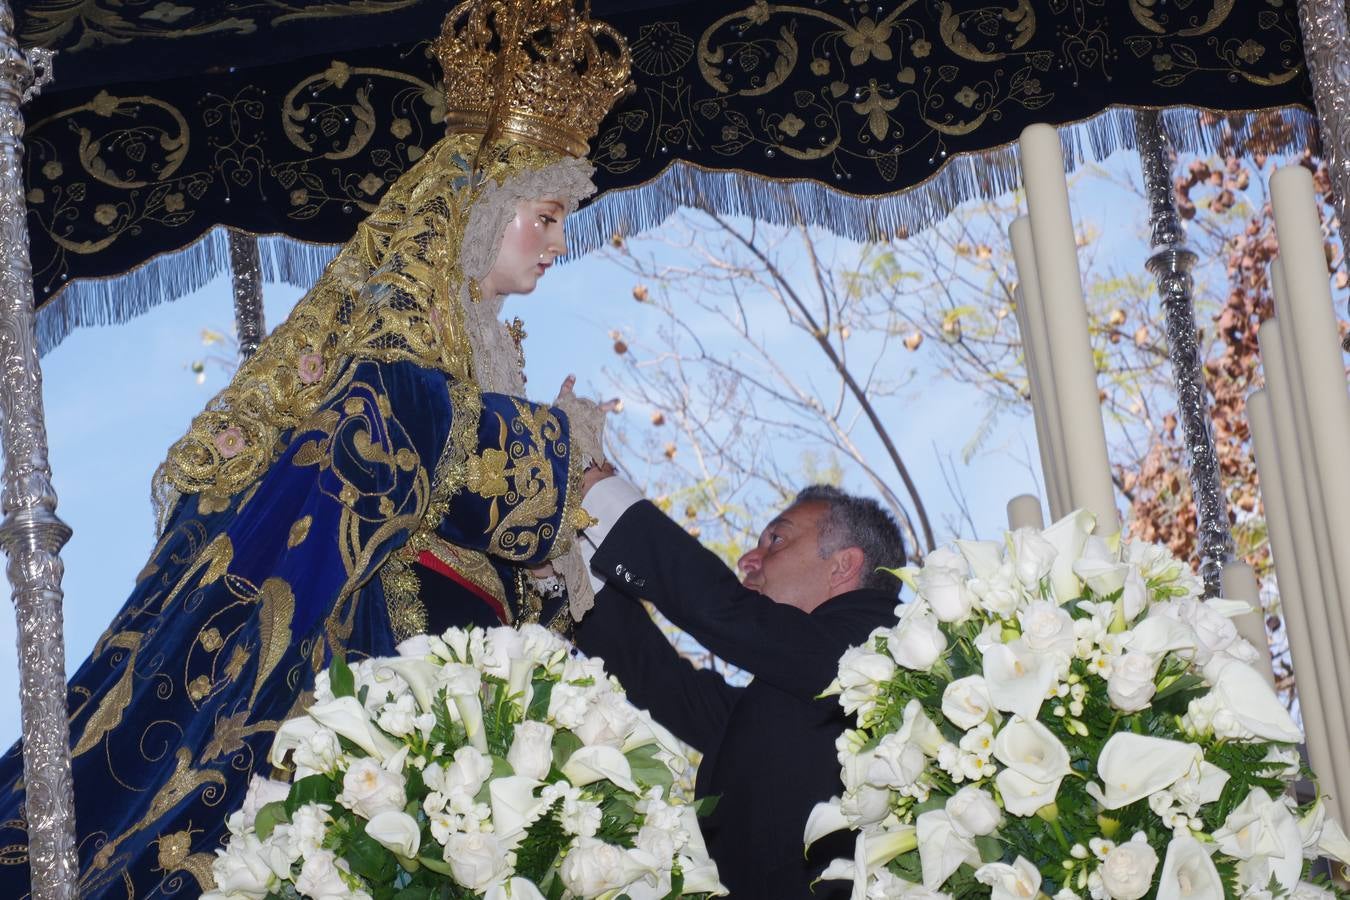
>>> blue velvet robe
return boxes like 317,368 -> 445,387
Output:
0,356 -> 580,898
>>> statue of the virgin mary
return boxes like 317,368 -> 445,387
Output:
0,1 -> 630,896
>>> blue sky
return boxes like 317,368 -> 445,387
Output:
0,154 -> 1173,746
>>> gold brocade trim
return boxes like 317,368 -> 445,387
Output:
380,554 -> 426,644
555,431 -> 587,559
423,538 -> 509,612
156,134 -> 564,506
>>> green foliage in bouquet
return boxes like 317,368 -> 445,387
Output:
808,510 -> 1350,900
203,625 -> 726,900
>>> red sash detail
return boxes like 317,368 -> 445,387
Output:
415,550 -> 509,625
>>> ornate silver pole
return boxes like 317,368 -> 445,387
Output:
0,7 -> 77,900
227,228 -> 265,360
1293,0 -> 1350,350
1134,108 -> 1234,595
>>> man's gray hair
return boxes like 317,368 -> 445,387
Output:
794,484 -> 906,595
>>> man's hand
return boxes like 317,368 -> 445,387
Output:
583,461 -> 616,497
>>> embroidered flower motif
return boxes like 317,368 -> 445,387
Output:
721,125 -> 741,142
358,173 -> 385,196
779,113 -> 806,137
390,118 -> 412,140
290,188 -> 309,206
298,353 -> 325,385
1153,54 -> 1174,71
955,86 -> 980,108
143,2 -> 191,23
609,142 -> 629,159
91,90 -> 120,117
1022,78 -> 1042,95
1236,40 -> 1265,64
164,192 -> 185,212
26,189 -> 44,205
630,21 -> 696,76
323,61 -> 351,88
407,146 -> 424,162
465,448 -> 511,498
844,17 -> 894,65
912,39 -> 932,59
200,628 -> 224,652
188,675 -> 213,702
42,161 -> 62,180
810,58 -> 830,76
94,204 -> 119,226
852,80 -> 899,141
215,426 -> 246,459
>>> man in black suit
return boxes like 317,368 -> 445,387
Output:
573,473 -> 906,898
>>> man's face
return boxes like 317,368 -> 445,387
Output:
736,500 -> 834,613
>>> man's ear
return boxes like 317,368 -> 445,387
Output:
829,546 -> 866,591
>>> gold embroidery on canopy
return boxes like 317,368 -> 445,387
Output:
251,578 -> 296,707
155,826 -> 217,893
287,515 -> 313,548
70,630 -> 143,758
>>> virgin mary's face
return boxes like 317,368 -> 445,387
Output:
480,198 -> 568,299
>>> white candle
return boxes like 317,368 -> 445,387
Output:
1269,166 -> 1350,651
1010,217 -> 1071,518
1258,318 -> 1350,713
1247,389 -> 1347,803
1007,494 -> 1045,531
1018,124 -> 1118,535
1218,559 -> 1275,688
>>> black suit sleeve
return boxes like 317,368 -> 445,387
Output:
573,583 -> 740,754
590,501 -> 874,700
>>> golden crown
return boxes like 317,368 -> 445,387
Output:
434,0 -> 632,159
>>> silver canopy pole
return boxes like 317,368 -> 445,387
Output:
227,228 -> 266,361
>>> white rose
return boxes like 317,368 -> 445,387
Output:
916,564 -> 975,623
376,693 -> 419,737
1176,599 -> 1239,664
270,717 -> 342,777
561,794 -> 603,838
1006,528 -> 1058,590
338,757 -> 407,819
365,809 -> 421,858
1106,652 -> 1158,712
917,809 -> 980,889
289,802 -> 330,856
1072,546 -> 1128,598
899,699 -> 948,757
575,689 -> 639,748
1156,834 -> 1224,900
888,604 -> 947,671
975,856 -> 1042,900
832,644 -> 897,716
946,785 -> 1001,837
294,847 -> 349,900
942,676 -> 993,730
1126,615 -> 1197,661
560,837 -> 655,895
1088,734 -> 1202,810
1120,566 -> 1148,623
444,831 -> 508,891
1017,601 -> 1076,661
211,834 -> 276,899
1099,834 -> 1159,900
840,783 -> 892,827
866,731 -> 926,789
983,639 -> 1058,721
239,775 -> 291,828
992,717 -> 1071,816
508,721 -> 556,781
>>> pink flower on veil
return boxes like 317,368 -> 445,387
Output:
298,353 -> 325,385
214,426 -> 246,459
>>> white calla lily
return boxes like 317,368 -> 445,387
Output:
1089,734 -> 1201,810
1209,661 -> 1302,742
983,639 -> 1058,720
364,810 -> 421,859
1041,509 -> 1095,602
306,696 -> 400,760
483,878 -> 547,900
1156,834 -> 1224,900
975,856 -> 1042,900
489,775 -> 547,851
804,798 -> 850,851
992,717 -> 1071,816
1213,788 -> 1304,891
562,745 -> 639,793
917,809 -> 980,889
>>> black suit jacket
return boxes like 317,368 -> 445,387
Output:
574,500 -> 898,899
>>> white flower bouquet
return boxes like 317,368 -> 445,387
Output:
808,510 -> 1350,900
204,624 -> 725,900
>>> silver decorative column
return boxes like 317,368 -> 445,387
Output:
227,228 -> 265,360
1294,0 -> 1350,349
1135,109 -> 1234,595
0,7 -> 77,900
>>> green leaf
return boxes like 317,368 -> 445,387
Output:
330,654 -> 356,699
1153,673 -> 1205,701
552,730 -> 583,770
253,800 -> 289,841
625,743 -> 674,792
416,855 -> 454,876
527,678 -> 555,722
974,834 -> 1005,864
692,795 -> 720,818
344,829 -> 398,883
286,774 -> 337,814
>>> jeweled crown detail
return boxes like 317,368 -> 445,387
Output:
434,0 -> 632,159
